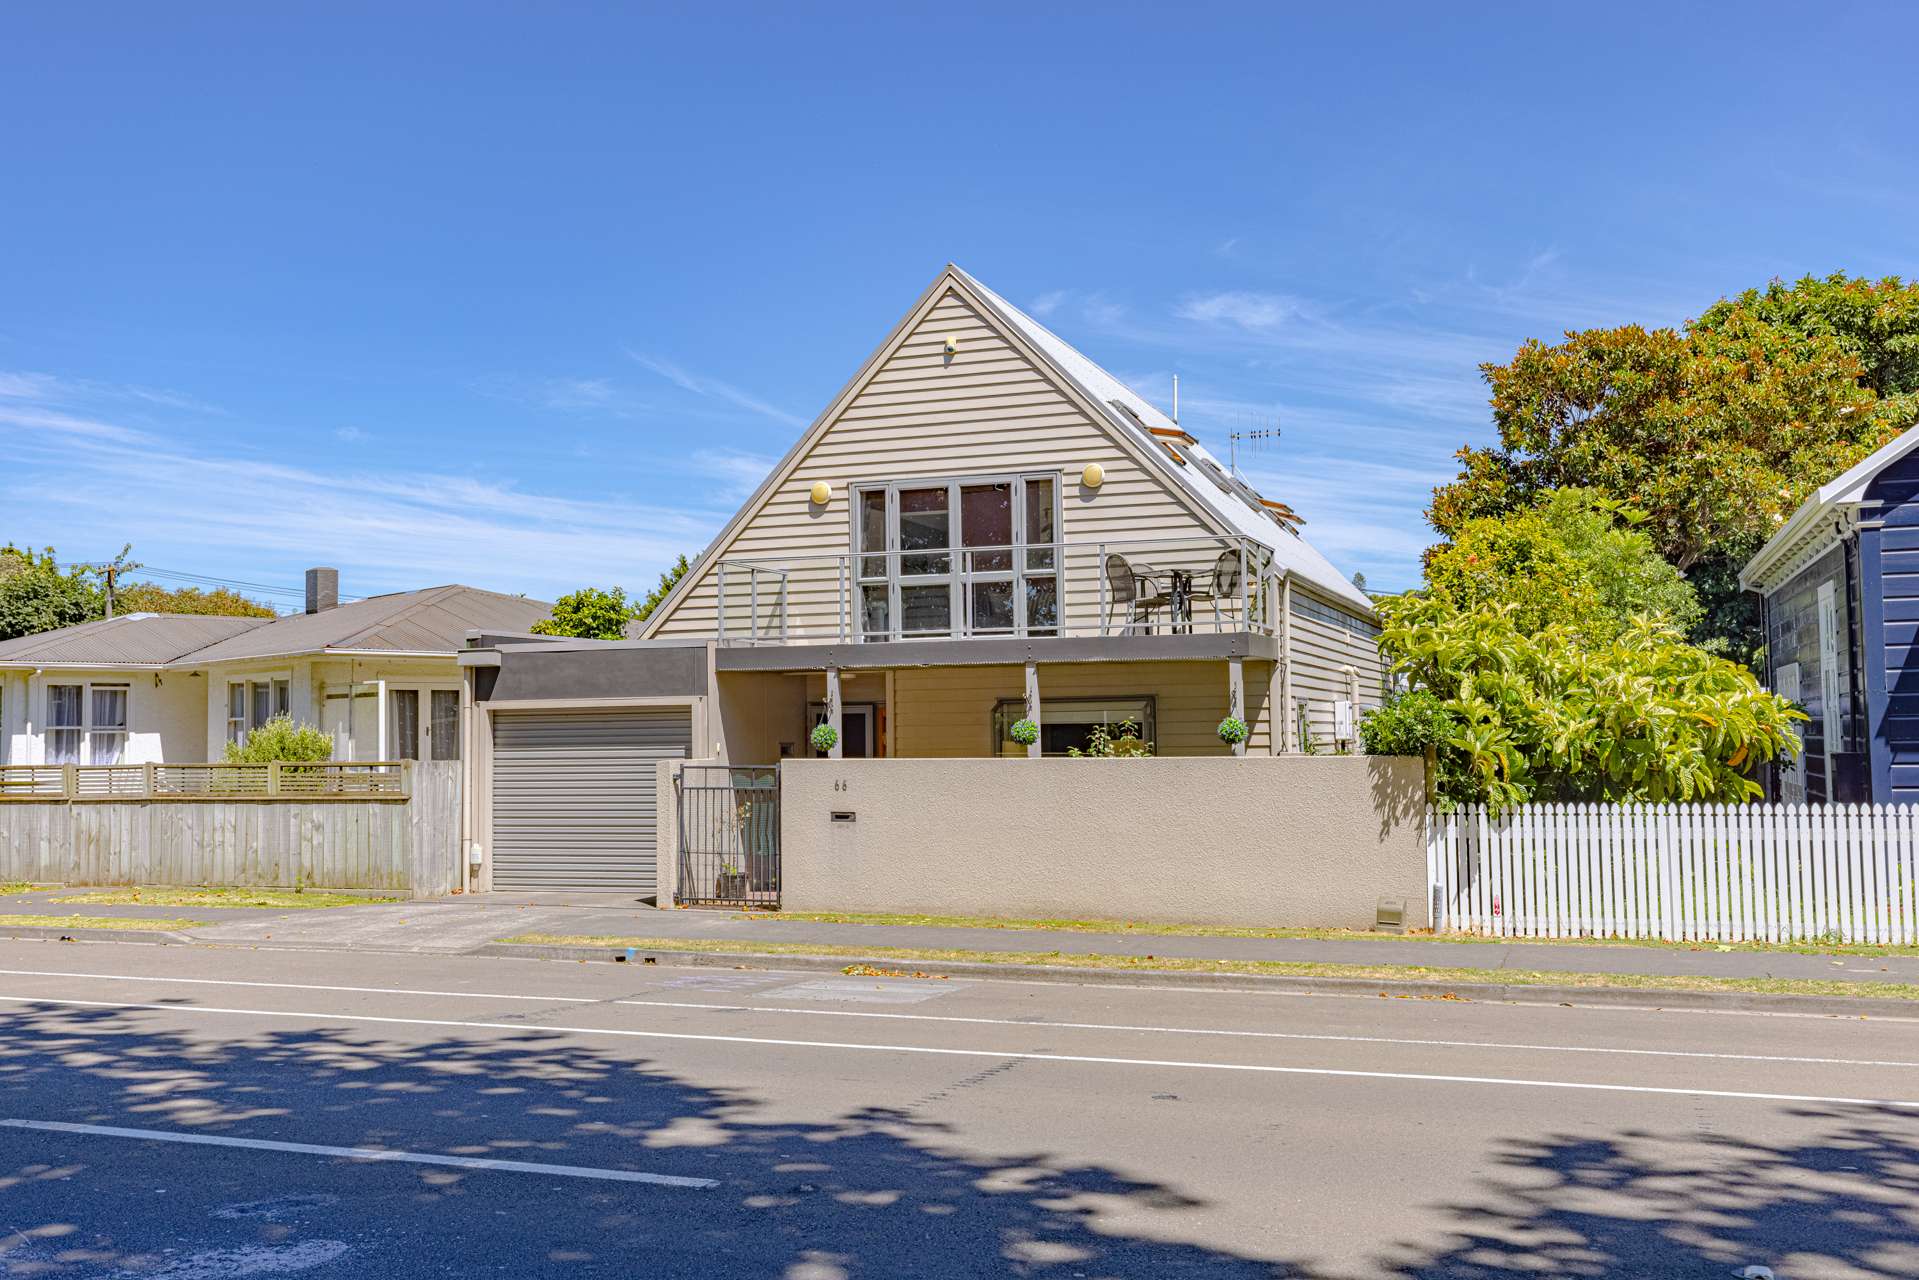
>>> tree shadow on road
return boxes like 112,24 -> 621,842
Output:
0,999 -> 1913,1278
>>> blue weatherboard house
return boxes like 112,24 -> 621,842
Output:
1742,425 -> 1919,804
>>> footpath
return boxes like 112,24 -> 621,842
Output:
4,887 -> 1916,1015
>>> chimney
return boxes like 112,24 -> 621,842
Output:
305,567 -> 339,614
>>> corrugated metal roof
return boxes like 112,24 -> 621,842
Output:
0,613 -> 269,666
183,585 -> 553,663
953,266 -> 1376,615
0,586 -> 552,668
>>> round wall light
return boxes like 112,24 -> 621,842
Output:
1080,463 -> 1105,490
808,480 -> 832,506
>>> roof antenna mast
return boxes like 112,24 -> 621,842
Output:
1228,416 -> 1281,478
1171,374 -> 1179,426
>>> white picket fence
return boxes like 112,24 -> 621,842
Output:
1426,803 -> 1919,945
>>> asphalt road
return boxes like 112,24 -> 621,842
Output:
0,939 -> 1913,1278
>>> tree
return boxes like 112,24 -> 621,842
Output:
114,582 -> 275,618
1427,277 -> 1919,661
0,544 -> 101,641
1365,595 -> 1803,810
533,556 -> 694,640
634,554 -> 691,623
1422,489 -> 1701,646
531,586 -> 640,639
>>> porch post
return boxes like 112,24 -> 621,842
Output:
1024,662 -> 1041,760
1228,657 -> 1246,757
1279,577 -> 1296,753
825,667 -> 844,760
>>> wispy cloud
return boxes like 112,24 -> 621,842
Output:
1027,289 -> 1068,317
1174,290 -> 1308,332
689,447 -> 779,502
0,371 -> 724,599
334,425 -> 366,442
626,351 -> 805,428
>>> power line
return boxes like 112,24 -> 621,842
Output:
54,563 -> 362,604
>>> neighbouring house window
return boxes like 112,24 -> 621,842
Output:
992,696 -> 1155,757
46,684 -> 84,765
389,689 -> 420,760
90,686 -> 128,764
854,473 -> 1061,640
46,682 -> 129,765
228,678 -> 292,746
429,690 -> 461,761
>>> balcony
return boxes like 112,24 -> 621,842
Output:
707,534 -> 1282,647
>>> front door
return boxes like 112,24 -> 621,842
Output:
811,703 -> 876,757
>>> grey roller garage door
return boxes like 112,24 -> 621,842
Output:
490,708 -> 691,893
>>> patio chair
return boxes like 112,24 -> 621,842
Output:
1208,549 -> 1244,629
1104,553 -> 1154,635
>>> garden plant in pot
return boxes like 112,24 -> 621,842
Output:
715,858 -> 747,901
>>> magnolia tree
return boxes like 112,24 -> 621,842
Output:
1363,596 -> 1804,811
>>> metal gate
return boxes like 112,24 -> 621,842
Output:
675,765 -> 779,908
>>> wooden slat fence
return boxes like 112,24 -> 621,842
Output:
1427,803 -> 1919,945
0,761 -> 407,800
0,761 -> 460,898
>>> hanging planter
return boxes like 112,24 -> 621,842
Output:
809,722 -> 839,753
1216,715 -> 1250,746
1009,718 -> 1040,747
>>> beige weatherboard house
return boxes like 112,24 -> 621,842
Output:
0,569 -> 550,767
463,264 -> 1385,897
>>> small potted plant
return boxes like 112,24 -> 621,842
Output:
715,859 -> 747,900
1216,715 -> 1249,747
809,722 -> 839,754
1009,717 -> 1039,748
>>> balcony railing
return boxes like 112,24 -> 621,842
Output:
0,761 -> 412,802
710,535 -> 1281,645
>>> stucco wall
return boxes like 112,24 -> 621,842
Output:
779,756 -> 1428,929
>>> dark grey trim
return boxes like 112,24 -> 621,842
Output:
715,632 -> 1278,671
484,644 -> 708,701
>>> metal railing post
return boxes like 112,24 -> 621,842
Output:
780,572 -> 789,642
1097,542 -> 1107,636
750,570 -> 760,644
1237,538 -> 1248,634
716,564 -> 727,642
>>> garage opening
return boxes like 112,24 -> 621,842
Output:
489,707 -> 691,895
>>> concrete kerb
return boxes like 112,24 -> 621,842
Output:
471,941 -> 1919,1020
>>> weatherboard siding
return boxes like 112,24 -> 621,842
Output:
1865,451 -> 1919,803
888,660 -> 1273,757
648,287 -> 1220,642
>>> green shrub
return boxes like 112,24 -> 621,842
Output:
1359,691 -> 1457,757
223,716 -> 334,764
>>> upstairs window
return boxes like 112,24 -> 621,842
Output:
854,474 -> 1060,641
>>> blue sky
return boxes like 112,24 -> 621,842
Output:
5,4 -> 1916,607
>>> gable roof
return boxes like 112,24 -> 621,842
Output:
184,585 -> 553,663
0,586 -> 552,669
953,268 -> 1373,612
641,264 -> 1373,633
1741,422 -> 1919,592
0,613 -> 268,667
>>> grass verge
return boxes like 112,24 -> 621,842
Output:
0,914 -> 203,932
50,888 -> 398,910
503,934 -> 1919,1002
751,910 -> 1919,959
0,883 -> 40,896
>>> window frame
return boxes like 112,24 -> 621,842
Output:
45,680 -> 131,765
851,472 -> 1063,641
991,695 -> 1156,758
227,677 -> 292,747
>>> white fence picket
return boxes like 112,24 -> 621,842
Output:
1424,799 -> 1919,945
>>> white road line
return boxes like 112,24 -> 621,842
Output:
0,1118 -> 717,1188
3,992 -> 1917,1110
0,966 -> 1910,1071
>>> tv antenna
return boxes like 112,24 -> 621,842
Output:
1228,417 -> 1281,477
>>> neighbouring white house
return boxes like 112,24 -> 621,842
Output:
0,569 -> 550,766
